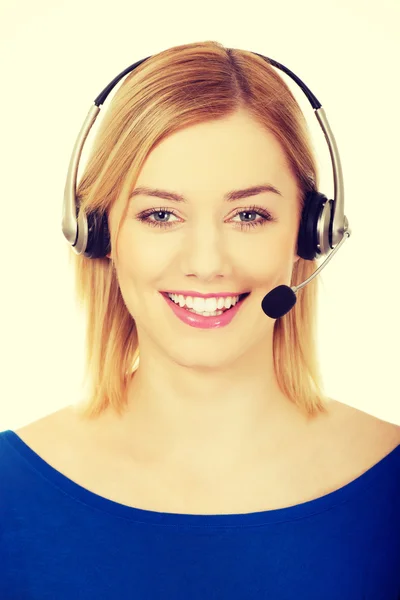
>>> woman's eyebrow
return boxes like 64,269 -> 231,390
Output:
129,184 -> 283,204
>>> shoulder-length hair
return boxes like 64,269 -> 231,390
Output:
69,40 -> 331,420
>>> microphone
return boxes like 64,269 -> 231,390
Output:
261,230 -> 351,319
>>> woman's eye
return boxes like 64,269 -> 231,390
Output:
231,210 -> 276,228
136,207 -> 277,229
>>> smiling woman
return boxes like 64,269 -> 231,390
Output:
65,41 -> 332,420
2,39 -> 399,600
98,102 -> 315,414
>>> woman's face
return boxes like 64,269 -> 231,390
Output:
108,108 -> 301,369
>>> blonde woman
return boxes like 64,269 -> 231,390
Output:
1,41 -> 399,598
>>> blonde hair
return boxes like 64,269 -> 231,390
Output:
69,40 -> 331,421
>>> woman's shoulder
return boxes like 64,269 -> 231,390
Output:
327,398 -> 400,468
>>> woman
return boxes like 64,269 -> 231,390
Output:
1,40 -> 399,598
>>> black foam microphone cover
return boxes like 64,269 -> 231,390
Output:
261,285 -> 297,319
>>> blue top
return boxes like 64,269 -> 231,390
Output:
1,428 -> 399,599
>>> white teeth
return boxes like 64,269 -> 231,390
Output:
167,293 -> 241,313
216,297 -> 225,310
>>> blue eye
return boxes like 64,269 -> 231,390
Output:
136,206 -> 277,229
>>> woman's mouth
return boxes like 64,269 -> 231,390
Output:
160,292 -> 251,329
163,292 -> 250,314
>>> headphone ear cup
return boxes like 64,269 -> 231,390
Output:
83,211 -> 111,259
100,212 -> 111,257
297,191 -> 328,260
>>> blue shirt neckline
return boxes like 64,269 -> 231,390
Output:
2,429 -> 399,529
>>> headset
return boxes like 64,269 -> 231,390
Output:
62,48 -> 352,319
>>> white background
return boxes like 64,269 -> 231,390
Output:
0,0 -> 399,431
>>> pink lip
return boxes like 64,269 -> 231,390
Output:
161,292 -> 250,329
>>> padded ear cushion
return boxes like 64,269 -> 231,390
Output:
297,191 -> 328,260
84,211 -> 111,258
